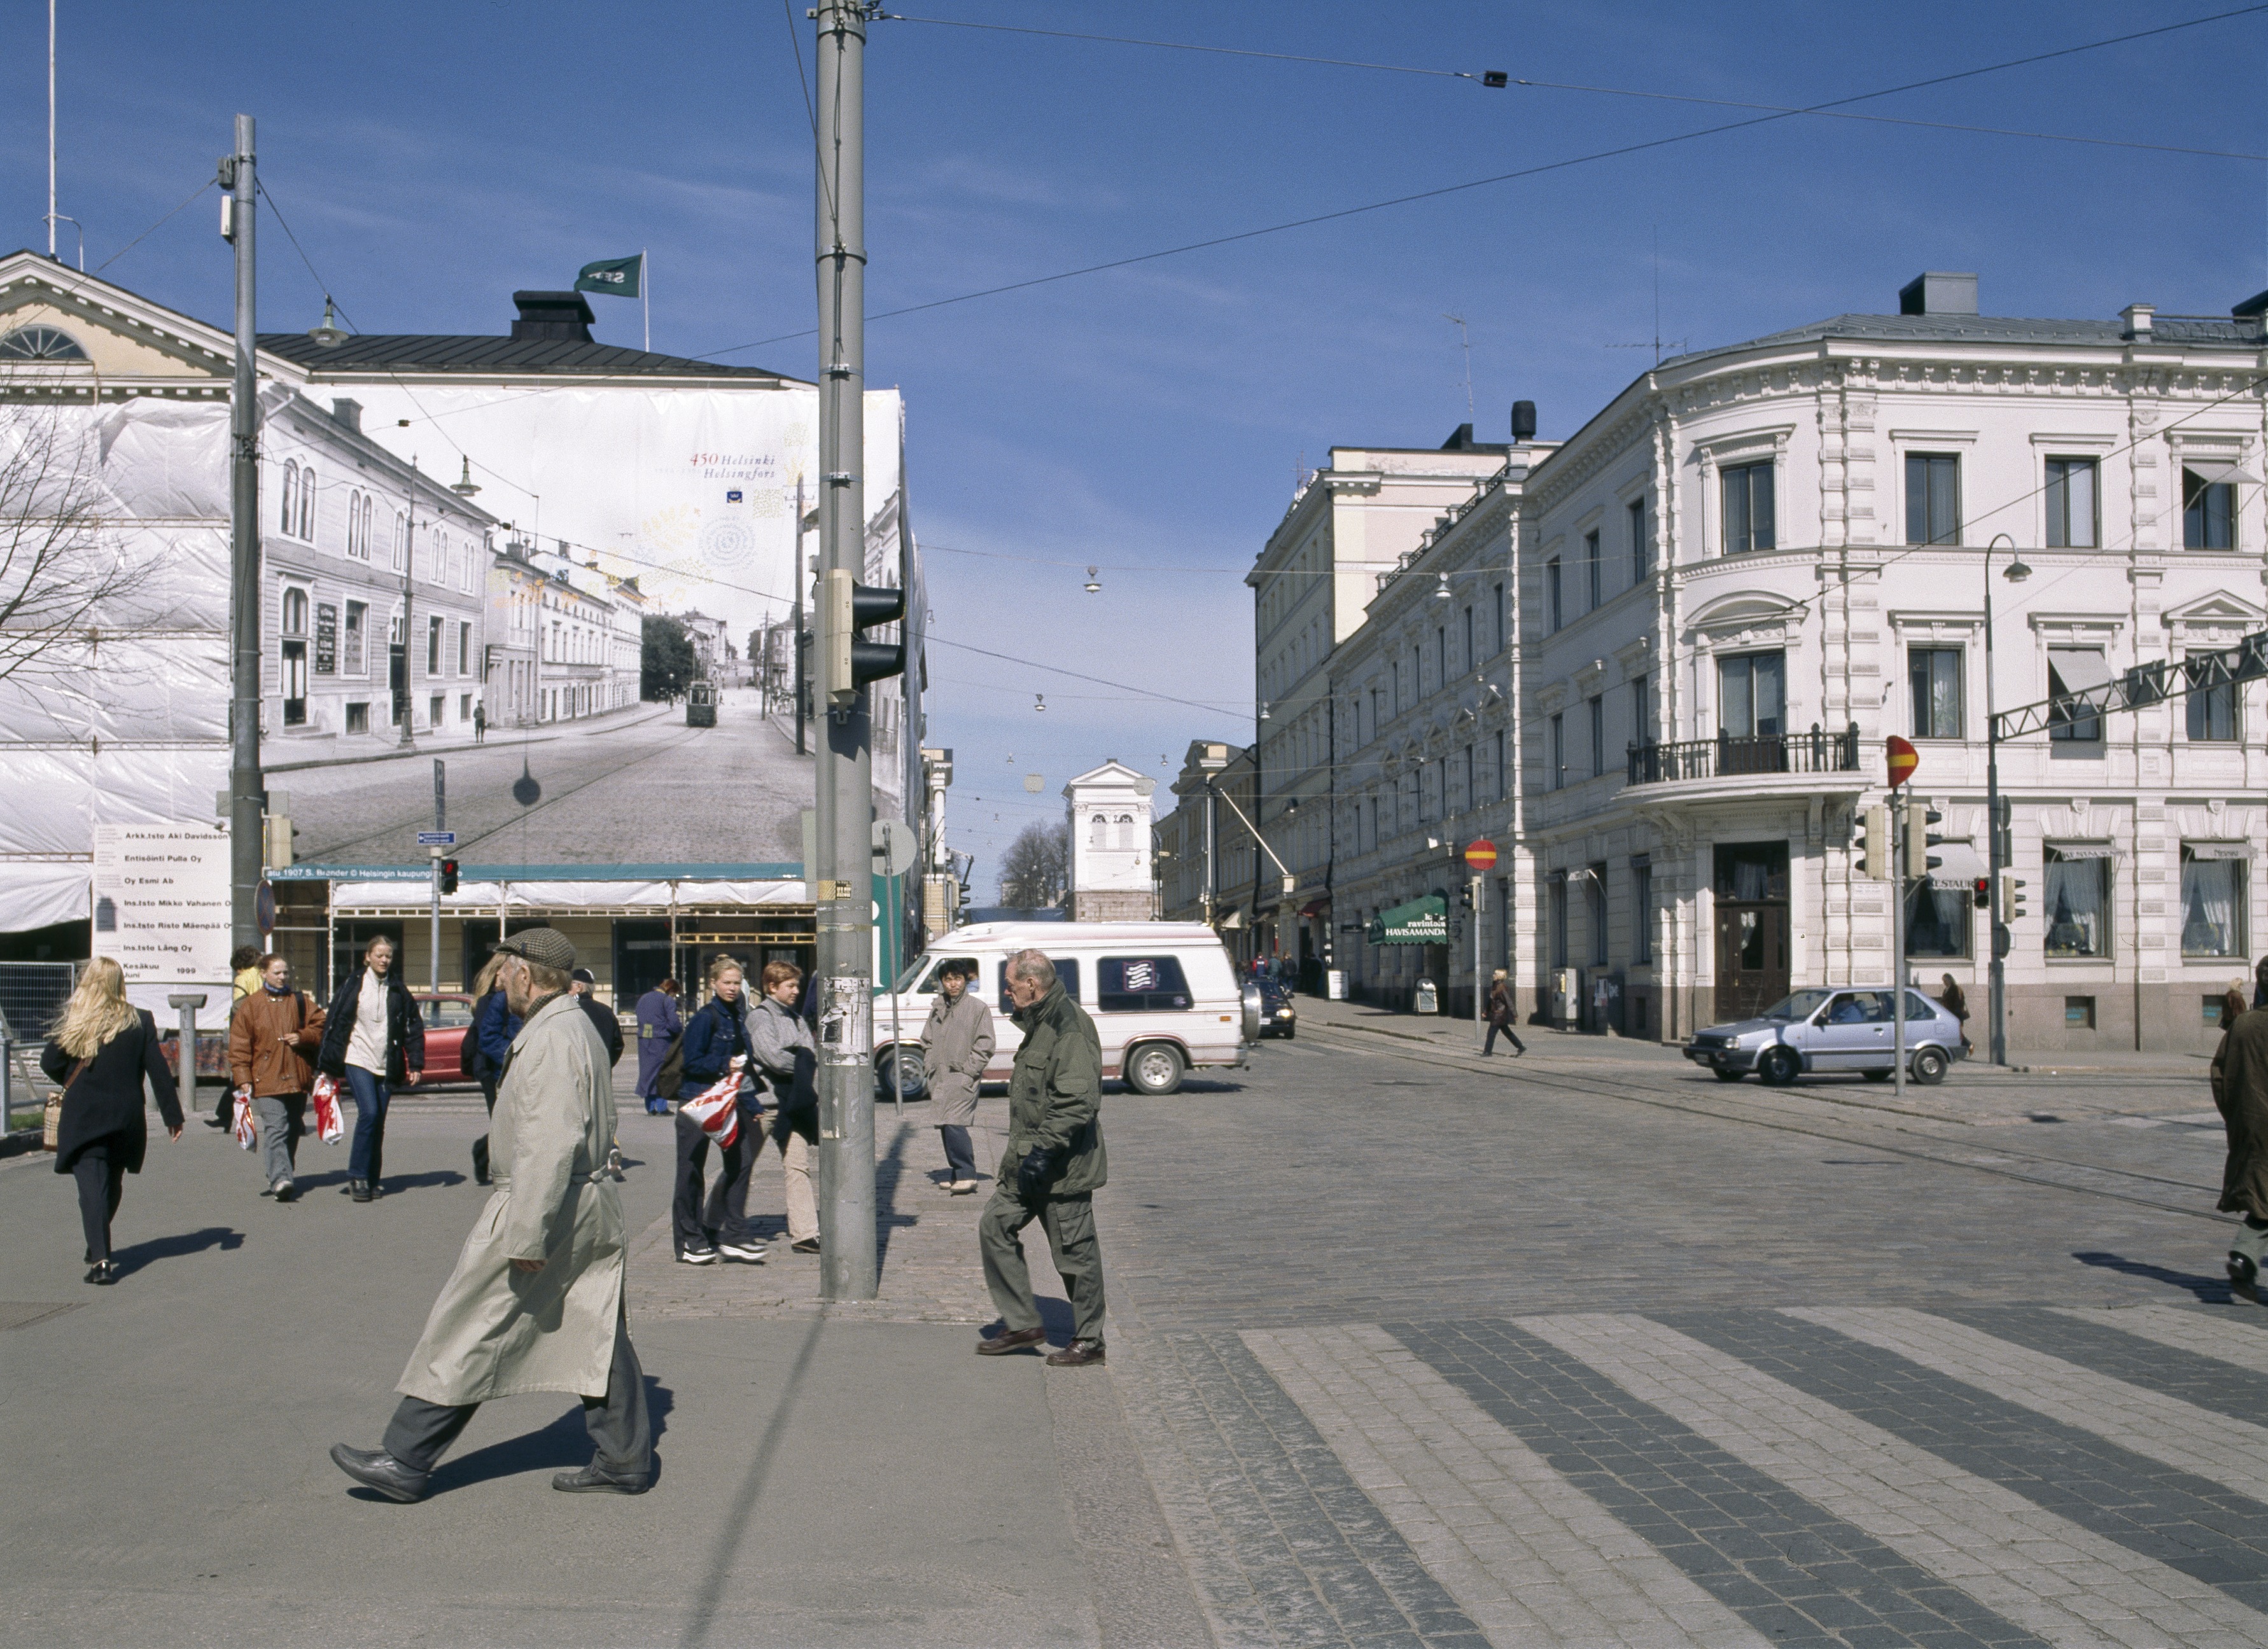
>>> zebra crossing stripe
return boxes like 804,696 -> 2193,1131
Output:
1790,1307 -> 2268,1505
1244,1325 -> 1771,1649
1525,1312 -> 2268,1648
2050,1304 -> 2268,1372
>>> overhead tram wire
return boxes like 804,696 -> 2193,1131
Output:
94,177 -> 216,274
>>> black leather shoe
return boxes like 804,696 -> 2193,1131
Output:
553,1461 -> 650,1494
83,1260 -> 116,1286
2230,1254 -> 2260,1304
1046,1339 -> 1106,1367
976,1325 -> 1048,1356
329,1444 -> 428,1503
349,1179 -> 372,1203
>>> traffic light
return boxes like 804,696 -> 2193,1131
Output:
439,858 -> 459,895
820,569 -> 906,706
1971,875 -> 1990,910
1857,805 -> 1888,880
1905,807 -> 1943,880
1999,870 -> 2026,922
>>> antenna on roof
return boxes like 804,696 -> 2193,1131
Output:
1606,228 -> 1688,366
1443,313 -> 1474,422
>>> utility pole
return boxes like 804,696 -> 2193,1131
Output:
223,115 -> 263,956
813,0 -> 876,1302
1892,790 -> 1908,1100
792,475 -> 807,755
398,475 -> 418,749
430,760 -> 445,995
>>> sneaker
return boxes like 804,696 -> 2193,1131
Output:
717,1239 -> 767,1262
2230,1253 -> 2260,1304
949,1179 -> 980,1195
274,1179 -> 298,1203
677,1245 -> 719,1265
790,1236 -> 821,1254
349,1179 -> 373,1203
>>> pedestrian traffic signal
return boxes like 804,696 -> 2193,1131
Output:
1857,805 -> 1888,880
440,858 -> 459,895
1905,807 -> 1943,880
820,569 -> 906,706
1998,870 -> 2026,922
1971,875 -> 1990,910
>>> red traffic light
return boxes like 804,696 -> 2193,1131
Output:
1971,875 -> 1989,909
440,858 -> 459,895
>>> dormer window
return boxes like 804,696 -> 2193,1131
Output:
0,324 -> 87,360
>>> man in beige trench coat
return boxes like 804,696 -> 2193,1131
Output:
330,929 -> 649,1501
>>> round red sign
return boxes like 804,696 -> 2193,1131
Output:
1885,735 -> 1919,789
1464,838 -> 1499,871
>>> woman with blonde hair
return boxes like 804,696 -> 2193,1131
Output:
41,957 -> 183,1284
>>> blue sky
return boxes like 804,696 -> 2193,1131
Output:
15,1 -> 2267,890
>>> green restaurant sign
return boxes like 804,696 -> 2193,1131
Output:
1367,893 -> 1448,945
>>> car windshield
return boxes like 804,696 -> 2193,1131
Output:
892,956 -> 934,993
1757,989 -> 1835,1021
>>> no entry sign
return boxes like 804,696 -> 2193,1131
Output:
1885,735 -> 1919,789
1464,838 -> 1499,872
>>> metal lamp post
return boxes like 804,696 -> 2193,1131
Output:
1983,532 -> 2031,1066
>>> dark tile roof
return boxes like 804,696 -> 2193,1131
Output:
1668,310 -> 2264,370
258,331 -> 801,381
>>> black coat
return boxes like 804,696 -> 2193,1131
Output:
41,1010 -> 183,1175
578,994 -> 624,1066
316,967 -> 426,1084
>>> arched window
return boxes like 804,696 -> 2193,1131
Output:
393,511 -> 407,572
360,496 -> 374,560
281,587 -> 308,635
1116,814 -> 1134,850
297,466 -> 316,541
0,324 -> 87,359
1089,814 -> 1105,849
279,461 -> 298,534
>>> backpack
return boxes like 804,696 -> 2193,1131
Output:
654,1031 -> 687,1101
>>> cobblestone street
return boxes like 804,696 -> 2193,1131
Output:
5,1013 -> 2264,1647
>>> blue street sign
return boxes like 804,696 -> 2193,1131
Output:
416,830 -> 458,847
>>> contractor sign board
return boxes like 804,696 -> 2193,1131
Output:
92,823 -> 232,1025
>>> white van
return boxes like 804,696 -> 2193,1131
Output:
872,921 -> 1254,1097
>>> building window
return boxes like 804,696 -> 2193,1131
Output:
1434,625 -> 1447,690
2043,847 -> 2110,958
429,693 -> 445,728
1546,559 -> 1562,632
345,702 -> 369,735
458,621 -> 471,678
342,601 -> 366,676
427,615 -> 442,677
1492,730 -> 1506,802
1462,606 -> 1474,673
1629,496 -> 1650,581
1905,452 -> 1961,545
0,323 -> 87,359
1632,859 -> 1653,963
393,512 -> 408,572
2181,847 -> 2245,957
1588,695 -> 1604,779
2045,458 -> 2097,548
2065,995 -> 2096,1029
1631,673 -> 1652,748
279,461 -> 299,536
2047,646 -> 2108,742
1549,713 -> 1565,790
1909,647 -> 1962,739
1722,461 -> 1775,554
1494,583 -> 1506,654
1717,651 -> 1786,739
279,587 -> 309,728
2185,468 -> 2237,550
298,467 -> 316,545
2187,653 -> 2238,741
1585,529 -> 1602,609
1904,878 -> 1970,958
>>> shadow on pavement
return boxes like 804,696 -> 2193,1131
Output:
112,1225 -> 244,1277
2073,1249 -> 2234,1304
295,1169 -> 469,1196
416,1375 -> 677,1496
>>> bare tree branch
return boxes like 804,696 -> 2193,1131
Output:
997,820 -> 1068,908
0,394 -> 143,686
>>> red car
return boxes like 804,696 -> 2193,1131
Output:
413,994 -> 480,1087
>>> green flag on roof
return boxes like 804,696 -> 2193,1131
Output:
574,254 -> 643,299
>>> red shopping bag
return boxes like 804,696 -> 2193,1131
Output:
230,1088 -> 256,1151
678,1058 -> 745,1150
309,1073 -> 344,1146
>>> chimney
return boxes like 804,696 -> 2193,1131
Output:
2233,289 -> 2268,335
2120,303 -> 2155,341
1898,272 -> 1979,316
329,397 -> 362,433
1510,400 -> 1537,444
1440,422 -> 1476,451
510,291 -> 596,343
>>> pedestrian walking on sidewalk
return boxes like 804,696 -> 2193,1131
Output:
228,954 -> 326,1202
921,958 -> 993,1192
1938,975 -> 1972,1056
467,951 -> 522,1186
2211,1004 -> 2268,1304
670,956 -> 763,1265
750,963 -> 821,1253
330,928 -> 649,1501
633,978 -> 683,1115
975,950 -> 1107,1367
316,936 -> 424,1202
42,959 -> 183,1285
571,970 -> 624,1066
1483,969 -> 1524,1056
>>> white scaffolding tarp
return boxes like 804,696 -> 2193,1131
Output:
327,879 -> 810,911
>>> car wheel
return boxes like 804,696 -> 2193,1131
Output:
1124,1042 -> 1186,1096
1756,1045 -> 1801,1087
1712,1067 -> 1744,1082
874,1045 -> 927,1103
1910,1046 -> 1949,1086
1861,1069 -> 1892,1082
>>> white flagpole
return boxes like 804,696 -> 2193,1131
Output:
641,248 -> 649,352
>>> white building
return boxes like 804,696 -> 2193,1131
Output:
1064,760 -> 1158,922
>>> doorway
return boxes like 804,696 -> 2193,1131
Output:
1712,840 -> 1789,1023
389,643 -> 407,727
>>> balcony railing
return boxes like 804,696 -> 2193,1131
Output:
1627,723 -> 1861,786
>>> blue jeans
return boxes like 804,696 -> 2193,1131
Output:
344,1066 -> 391,1184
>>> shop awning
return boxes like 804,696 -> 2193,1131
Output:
2187,841 -> 2252,860
1366,893 -> 1447,945
1924,840 -> 1987,890
1298,899 -> 1329,917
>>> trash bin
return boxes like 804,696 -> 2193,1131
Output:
1413,978 -> 1439,1015
1326,970 -> 1347,1001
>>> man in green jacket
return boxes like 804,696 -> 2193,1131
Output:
976,950 -> 1107,1367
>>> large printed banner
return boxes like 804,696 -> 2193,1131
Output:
92,823 -> 231,1019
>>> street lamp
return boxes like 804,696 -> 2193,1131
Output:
1984,532 -> 2031,1066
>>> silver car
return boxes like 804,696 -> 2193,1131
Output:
1683,987 -> 1966,1087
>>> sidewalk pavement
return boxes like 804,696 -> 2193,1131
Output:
265,700 -> 674,775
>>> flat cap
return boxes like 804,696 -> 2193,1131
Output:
493,929 -> 577,971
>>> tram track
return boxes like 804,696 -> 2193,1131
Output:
1300,1021 -> 2225,1223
